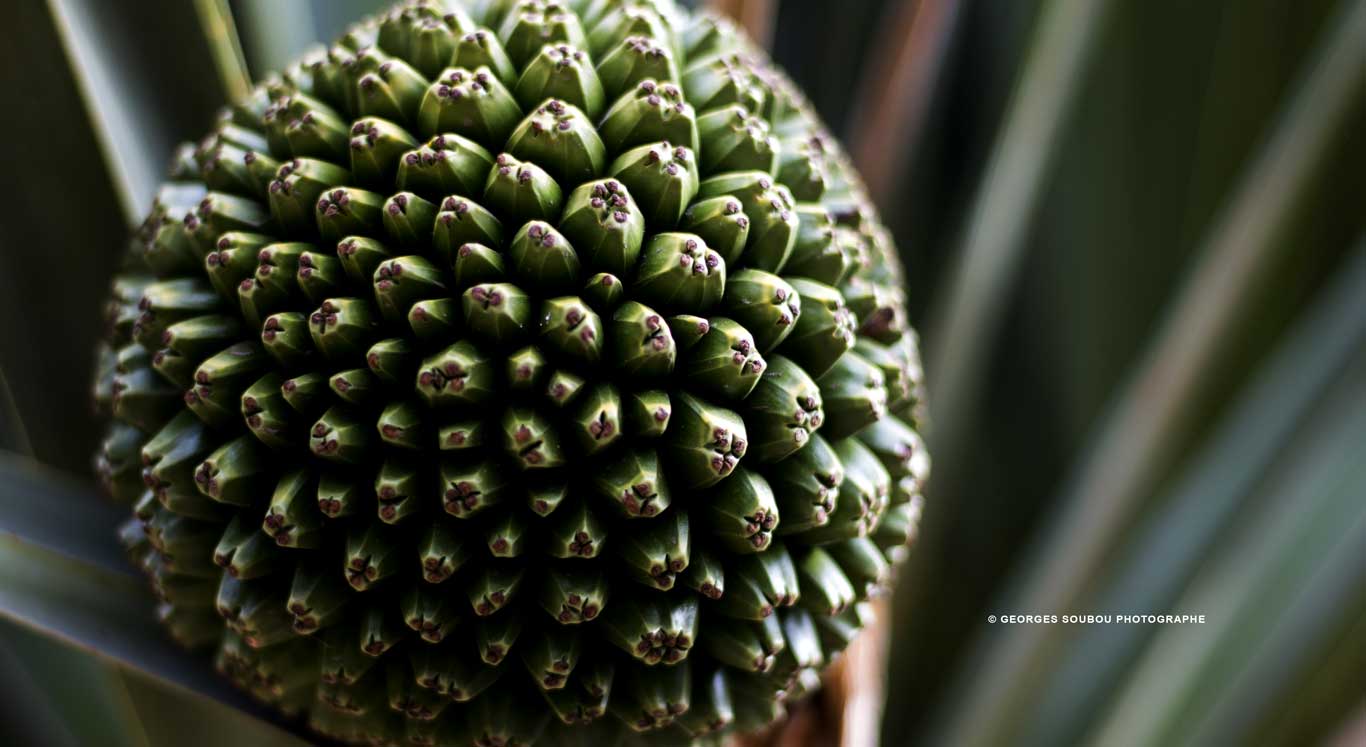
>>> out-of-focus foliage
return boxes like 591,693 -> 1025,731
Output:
0,0 -> 1363,745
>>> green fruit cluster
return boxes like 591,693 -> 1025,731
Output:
92,1 -> 928,745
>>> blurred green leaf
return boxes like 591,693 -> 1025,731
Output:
1009,246 -> 1366,746
923,0 -> 1119,447
232,0 -> 320,79
0,452 -> 309,747
1089,348 -> 1366,746
0,0 -> 226,476
893,0 -> 1366,742
44,0 -> 225,219
194,0 -> 253,99
0,620 -> 148,747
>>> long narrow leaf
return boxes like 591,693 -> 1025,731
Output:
232,0 -> 320,79
929,2 -> 1366,741
847,0 -> 964,202
45,0 -> 174,221
194,0 -> 253,100
0,620 -> 149,747
1015,246 -> 1366,746
1087,363 -> 1366,745
923,0 -> 1119,447
0,454 -> 309,746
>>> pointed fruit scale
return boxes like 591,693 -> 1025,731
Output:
374,457 -> 423,525
827,536 -> 892,596
498,1 -> 589,68
452,29 -> 517,85
344,522 -> 403,591
616,509 -> 690,590
514,45 -> 606,120
558,178 -> 646,276
415,340 -> 496,407
540,566 -> 609,624
309,405 -> 375,465
626,389 -> 672,438
680,194 -> 750,266
380,192 -> 439,248
438,418 -> 488,453
593,448 -> 670,518
681,546 -> 725,601
287,564 -> 351,635
784,202 -> 851,285
335,236 -> 392,286
697,171 -> 797,272
776,134 -> 831,201
665,392 -> 747,490
794,546 -> 857,616
314,187 -> 387,242
701,614 -> 784,673
700,467 -> 777,555
416,66 -> 522,147
599,79 -> 699,155
526,480 -> 569,516
506,344 -> 549,392
633,232 -> 725,313
475,610 -> 524,665
485,509 -> 530,557
546,499 -> 608,559
608,141 -> 698,227
814,350 -> 888,440
439,459 -> 510,518
508,221 -> 581,293
522,626 -> 583,690
776,277 -> 855,378
212,515 -> 281,581
365,337 -> 418,384
539,296 -> 603,366
466,562 -> 526,616
742,355 -> 823,463
262,469 -> 324,548
316,471 -> 367,520
484,153 -> 564,225
154,314 -> 245,387
677,667 -> 734,737
396,131 -> 495,200
723,269 -> 800,353
601,595 -> 698,666
856,415 -> 930,491
765,432 -> 843,536
355,56 -> 428,126
681,52 -> 766,113
185,342 -> 272,428
462,282 -> 533,344
372,255 -> 447,322
400,583 -> 462,644
874,497 -> 924,561
679,317 -> 764,402
348,117 -> 420,188
609,301 -> 676,378
582,271 -> 626,311
432,196 -> 505,264
696,105 -> 780,175
793,437 -> 891,545
295,251 -> 345,304
597,35 -> 680,99
418,519 -> 473,584
611,661 -> 690,731
194,435 -> 272,507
